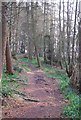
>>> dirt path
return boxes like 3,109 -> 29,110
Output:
2,63 -> 68,118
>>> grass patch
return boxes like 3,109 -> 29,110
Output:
16,58 -> 31,72
42,64 -> 80,119
19,57 -> 38,67
1,71 -> 19,97
63,91 -> 80,118
21,64 -> 31,72
18,58 -> 30,63
31,58 -> 38,67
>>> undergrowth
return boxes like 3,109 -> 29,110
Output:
1,71 -> 19,97
18,57 -> 30,63
1,63 -> 20,97
18,57 -> 38,67
42,63 -> 80,119
1,59 -> 29,98
21,64 -> 31,72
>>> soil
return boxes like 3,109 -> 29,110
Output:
2,61 -> 69,118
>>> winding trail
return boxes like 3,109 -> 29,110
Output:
2,62 -> 68,118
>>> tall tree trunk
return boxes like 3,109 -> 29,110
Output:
72,0 -> 78,65
0,22 -> 2,80
9,3 -> 12,48
15,3 -> 20,53
79,19 -> 81,93
50,2 -> 54,65
0,3 -> 2,80
6,40 -> 13,74
50,23 -> 54,65
26,2 -> 32,59
67,0 -> 70,65
43,2 -> 51,64
44,36 -> 47,62
31,1 -> 41,67
2,2 -> 13,75
62,0 -> 65,60
43,2 -> 47,63
58,0 -> 62,69
2,2 -> 7,67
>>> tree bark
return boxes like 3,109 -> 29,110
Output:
35,45 -> 41,67
0,22 -> 2,80
2,2 -> 7,67
67,0 -> 70,65
31,1 -> 41,67
58,0 -> 63,69
43,2 -> 48,63
0,3 -> 2,81
6,40 -> 13,74
79,20 -> 81,93
72,0 -> 78,65
26,2 -> 33,59
44,36 -> 47,62
15,3 -> 20,53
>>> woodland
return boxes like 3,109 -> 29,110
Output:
0,0 -> 81,119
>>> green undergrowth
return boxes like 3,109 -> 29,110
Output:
42,63 -> 80,119
18,57 -> 30,63
13,65 -> 23,73
15,58 -> 31,72
18,57 -> 38,67
31,58 -> 38,66
21,64 -> 31,72
1,71 -> 19,97
1,60 -> 29,98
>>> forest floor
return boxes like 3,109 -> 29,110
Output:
2,56 -> 69,118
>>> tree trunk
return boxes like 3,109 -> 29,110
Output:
26,2 -> 32,59
15,4 -> 20,53
72,0 -> 78,65
2,2 -> 7,67
79,20 -> 81,93
0,3 -> 2,81
6,40 -> 13,74
44,37 -> 47,62
9,3 -> 12,48
35,45 -> 41,67
0,23 -> 2,80
62,0 -> 65,60
2,3 -> 13,74
67,0 -> 70,65
28,41 -> 33,60
43,2 -> 47,63
58,0 -> 63,69
31,1 -> 41,67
